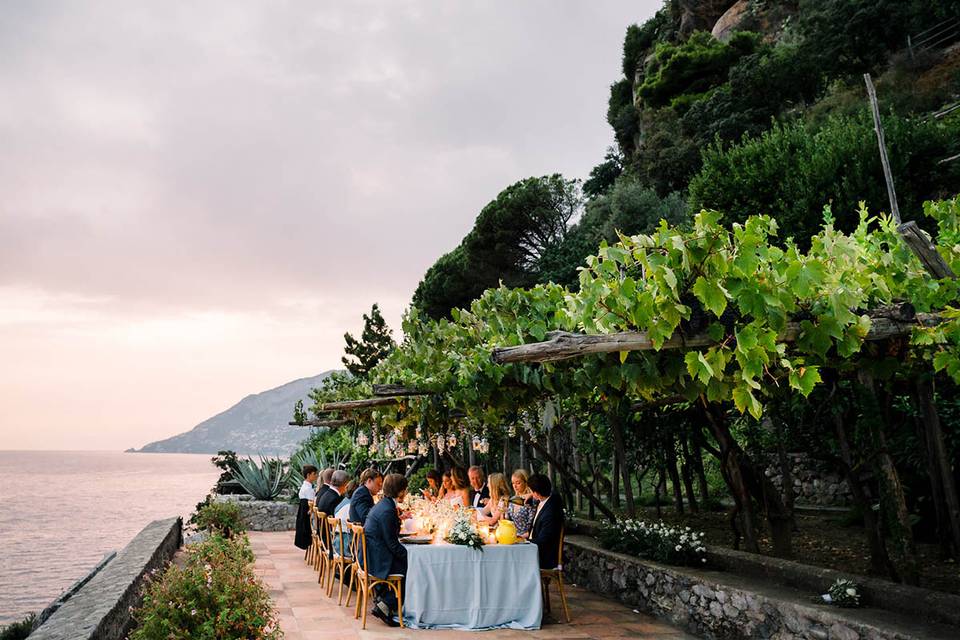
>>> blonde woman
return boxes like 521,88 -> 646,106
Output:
509,469 -> 537,536
479,473 -> 512,526
447,466 -> 471,507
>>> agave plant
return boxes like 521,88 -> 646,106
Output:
230,455 -> 289,500
287,448 -> 345,494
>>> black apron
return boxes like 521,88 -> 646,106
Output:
294,498 -> 312,550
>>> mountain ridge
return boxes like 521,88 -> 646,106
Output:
134,371 -> 336,456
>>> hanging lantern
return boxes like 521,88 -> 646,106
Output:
447,433 -> 457,449
471,435 -> 481,451
479,438 -> 490,454
507,424 -> 516,437
436,433 -> 446,453
418,442 -> 429,457
407,439 -> 417,453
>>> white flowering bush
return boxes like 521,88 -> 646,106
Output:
821,578 -> 862,608
599,519 -> 707,567
445,514 -> 484,551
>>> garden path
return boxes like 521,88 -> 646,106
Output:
249,530 -> 697,640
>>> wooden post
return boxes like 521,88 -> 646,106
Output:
864,73 -> 901,225
915,376 -> 960,559
609,407 -> 636,517
523,433 -> 617,521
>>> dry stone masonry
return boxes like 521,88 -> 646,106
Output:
214,494 -> 297,531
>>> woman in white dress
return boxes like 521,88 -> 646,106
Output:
446,466 -> 471,507
478,473 -> 511,526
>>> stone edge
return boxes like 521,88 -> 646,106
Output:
30,517 -> 182,640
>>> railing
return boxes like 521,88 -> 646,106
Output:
908,17 -> 960,57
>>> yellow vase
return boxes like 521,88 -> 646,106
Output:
495,519 -> 517,545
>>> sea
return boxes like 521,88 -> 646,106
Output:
0,450 -> 221,625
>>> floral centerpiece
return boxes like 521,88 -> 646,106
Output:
445,513 -> 484,550
820,579 -> 862,608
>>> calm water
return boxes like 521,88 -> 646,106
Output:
0,450 -> 220,624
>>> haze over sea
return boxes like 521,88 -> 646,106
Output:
0,450 -> 220,624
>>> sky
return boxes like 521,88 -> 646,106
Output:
0,1 -> 658,451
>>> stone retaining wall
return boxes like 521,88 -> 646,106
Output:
214,494 -> 296,531
564,535 -> 958,640
31,517 -> 182,640
762,453 -> 852,507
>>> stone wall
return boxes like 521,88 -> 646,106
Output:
763,453 -> 852,507
30,517 -> 182,640
214,494 -> 296,531
564,535 -> 958,640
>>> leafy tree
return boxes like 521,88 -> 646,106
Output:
412,245 -> 484,320
688,111 -> 960,244
342,303 -> 395,378
583,147 -> 623,199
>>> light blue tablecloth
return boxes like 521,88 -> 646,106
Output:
402,541 -> 543,630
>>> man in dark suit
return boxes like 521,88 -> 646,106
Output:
316,469 -> 349,517
313,467 -> 336,513
528,473 -> 564,570
363,473 -> 409,627
468,465 -> 490,508
349,468 -> 383,525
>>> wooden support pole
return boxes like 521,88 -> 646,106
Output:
289,419 -> 350,428
523,433 -> 617,522
864,73 -> 901,225
320,397 -> 400,411
897,221 -> 957,280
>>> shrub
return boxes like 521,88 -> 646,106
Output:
0,614 -> 35,640
688,112 -> 960,245
129,535 -> 280,640
598,519 -> 707,567
193,501 -> 245,539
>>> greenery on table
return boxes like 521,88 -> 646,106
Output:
599,519 -> 707,567
445,515 -> 484,551
129,535 -> 281,640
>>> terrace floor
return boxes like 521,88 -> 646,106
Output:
249,531 -> 697,640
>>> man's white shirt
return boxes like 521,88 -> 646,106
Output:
299,480 -> 317,500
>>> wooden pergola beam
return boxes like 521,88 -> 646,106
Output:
289,419 -> 351,428
372,384 -> 431,397
491,312 -> 941,365
321,397 -> 401,411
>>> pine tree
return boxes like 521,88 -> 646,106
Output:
342,303 -> 395,378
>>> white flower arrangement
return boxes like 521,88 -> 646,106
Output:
445,513 -> 484,550
599,519 -> 708,567
821,579 -> 862,608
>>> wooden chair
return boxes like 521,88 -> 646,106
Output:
344,523 -> 404,629
326,516 -> 352,604
540,526 -> 571,623
312,507 -> 329,585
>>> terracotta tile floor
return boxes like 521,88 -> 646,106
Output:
249,531 -> 697,640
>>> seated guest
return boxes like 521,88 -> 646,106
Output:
314,467 -> 336,509
509,469 -> 536,536
331,481 -> 355,556
439,470 -> 453,502
478,473 -> 511,525
294,464 -> 318,551
469,465 -> 490,508
363,473 -> 409,627
527,473 -> 564,570
420,469 -> 442,501
350,468 -> 383,525
447,466 -> 471,507
317,469 -> 350,517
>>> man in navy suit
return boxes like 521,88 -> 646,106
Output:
316,469 -> 349,517
349,468 -> 383,525
313,467 -> 335,512
363,473 -> 408,627
527,473 -> 564,570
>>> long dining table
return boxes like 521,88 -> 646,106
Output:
401,539 -> 543,630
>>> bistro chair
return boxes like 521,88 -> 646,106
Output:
540,526 -> 571,623
345,523 -> 404,629
326,516 -> 352,604
306,504 -> 319,566
313,507 -> 330,585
